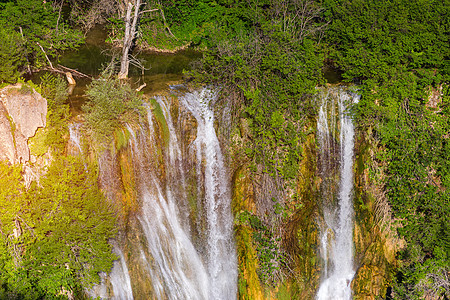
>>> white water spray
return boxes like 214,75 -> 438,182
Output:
317,88 -> 359,300
68,123 -> 83,155
110,244 -> 134,300
125,88 -> 237,299
181,88 -> 238,300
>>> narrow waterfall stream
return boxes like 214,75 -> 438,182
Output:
181,88 -> 238,300
109,244 -> 134,300
68,123 -> 83,155
317,88 -> 360,300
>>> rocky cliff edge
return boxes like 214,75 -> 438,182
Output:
0,84 -> 47,164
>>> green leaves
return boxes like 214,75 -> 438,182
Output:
0,156 -> 117,298
325,0 -> 449,83
0,0 -> 83,80
83,76 -> 143,142
0,28 -> 26,83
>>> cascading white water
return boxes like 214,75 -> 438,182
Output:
317,88 -> 359,300
181,88 -> 238,300
135,95 -> 211,300
122,88 -> 237,299
110,244 -> 134,300
68,122 -> 83,155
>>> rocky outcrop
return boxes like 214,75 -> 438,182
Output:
0,102 -> 15,163
0,84 -> 47,164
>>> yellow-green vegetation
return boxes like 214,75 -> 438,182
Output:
232,166 -> 264,300
118,149 -> 138,222
352,132 -> 399,299
0,74 -> 119,299
114,127 -> 132,152
82,76 -> 143,144
148,97 -> 170,148
0,157 -> 117,299
281,134 -> 320,299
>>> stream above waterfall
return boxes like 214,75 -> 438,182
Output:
28,25 -> 202,114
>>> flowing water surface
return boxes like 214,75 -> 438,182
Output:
94,88 -> 238,299
317,88 -> 359,300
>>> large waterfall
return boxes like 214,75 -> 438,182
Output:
316,88 -> 359,300
95,87 -> 237,299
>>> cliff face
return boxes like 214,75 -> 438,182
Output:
224,87 -> 398,299
0,84 -> 47,164
61,85 -> 397,299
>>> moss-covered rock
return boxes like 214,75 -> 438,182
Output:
352,131 -> 400,299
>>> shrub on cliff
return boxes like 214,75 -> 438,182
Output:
82,76 -> 143,143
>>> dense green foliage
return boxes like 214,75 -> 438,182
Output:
0,0 -> 83,82
0,0 -> 449,298
82,76 -> 143,142
322,0 -> 449,298
0,157 -> 117,299
360,80 -> 450,299
324,0 -> 449,83
0,28 -> 26,82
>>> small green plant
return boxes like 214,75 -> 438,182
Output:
37,74 -> 70,154
82,76 -> 143,143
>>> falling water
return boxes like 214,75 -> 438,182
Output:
317,88 -> 359,300
68,122 -> 83,155
110,244 -> 134,300
181,88 -> 238,299
123,88 -> 237,299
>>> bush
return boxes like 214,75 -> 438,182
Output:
0,28 -> 26,83
82,76 -> 143,142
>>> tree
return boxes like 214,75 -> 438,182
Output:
118,0 -> 165,79
118,0 -> 143,79
117,0 -> 176,78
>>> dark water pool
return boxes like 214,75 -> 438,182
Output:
30,25 -> 202,112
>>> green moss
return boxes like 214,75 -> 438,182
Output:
114,127 -> 131,152
274,283 -> 291,300
149,98 -> 170,148
28,127 -> 48,157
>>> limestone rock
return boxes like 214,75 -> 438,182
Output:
0,102 -> 15,163
0,84 -> 47,164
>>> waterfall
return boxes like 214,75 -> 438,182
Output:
181,88 -> 238,300
110,244 -> 134,300
68,122 -> 83,155
120,87 -> 237,299
317,88 -> 359,300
